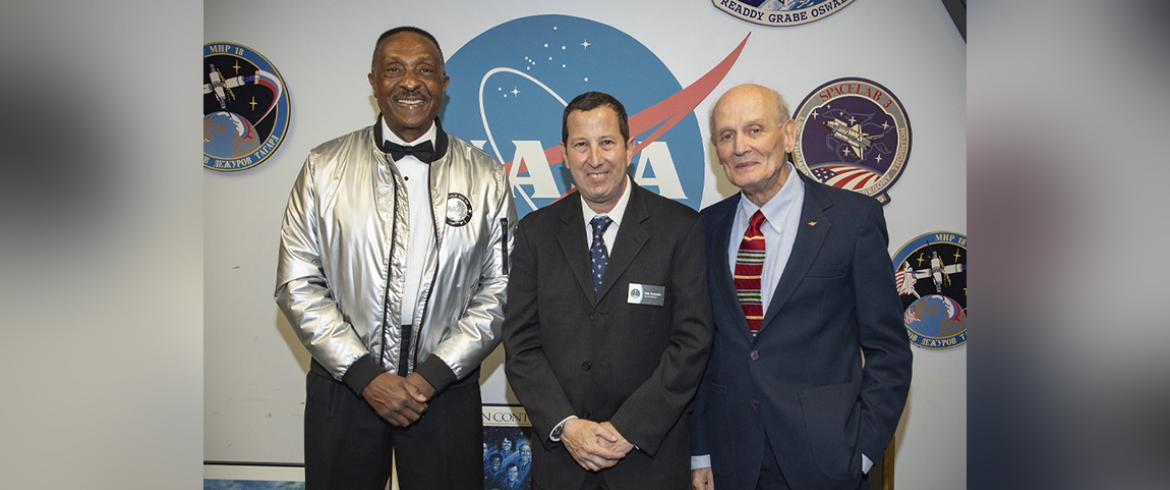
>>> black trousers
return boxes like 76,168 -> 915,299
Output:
304,361 -> 484,490
533,473 -> 606,490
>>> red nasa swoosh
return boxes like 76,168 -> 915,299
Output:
506,33 -> 752,197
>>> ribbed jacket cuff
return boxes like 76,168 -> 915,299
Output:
342,354 -> 383,397
415,355 -> 457,393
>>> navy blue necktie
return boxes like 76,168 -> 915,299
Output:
589,216 -> 613,299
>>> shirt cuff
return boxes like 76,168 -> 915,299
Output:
550,415 -> 578,442
862,453 -> 873,474
691,454 -> 712,469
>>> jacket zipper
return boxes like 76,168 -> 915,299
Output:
412,158 -> 442,373
500,218 -> 509,274
379,157 -> 398,371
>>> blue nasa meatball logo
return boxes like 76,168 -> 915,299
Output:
203,43 -> 290,171
892,231 -> 967,350
442,15 -> 747,217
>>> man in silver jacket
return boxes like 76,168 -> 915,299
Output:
275,26 -> 516,489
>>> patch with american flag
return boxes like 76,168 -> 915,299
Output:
891,231 -> 967,350
810,163 -> 883,192
792,77 -> 911,204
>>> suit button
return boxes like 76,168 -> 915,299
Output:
581,361 -> 591,371
751,399 -> 761,411
749,350 -> 759,361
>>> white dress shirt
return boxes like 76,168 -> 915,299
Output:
581,175 -> 632,255
380,117 -> 437,326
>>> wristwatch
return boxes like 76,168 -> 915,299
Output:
550,421 -> 566,441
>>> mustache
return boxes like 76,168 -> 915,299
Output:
392,89 -> 429,100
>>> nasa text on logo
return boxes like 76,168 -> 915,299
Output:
711,0 -> 856,27
792,78 -> 911,204
442,15 -> 749,218
203,43 -> 290,172
892,231 -> 967,350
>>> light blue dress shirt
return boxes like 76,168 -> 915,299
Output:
725,163 -> 805,310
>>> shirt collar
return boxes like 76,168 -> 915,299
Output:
738,163 -> 803,234
380,116 -> 436,146
582,176 -> 633,229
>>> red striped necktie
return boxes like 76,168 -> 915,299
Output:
735,210 -> 767,335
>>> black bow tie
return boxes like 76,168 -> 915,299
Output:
385,140 -> 436,163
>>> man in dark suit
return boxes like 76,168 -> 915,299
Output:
504,91 -> 713,490
689,84 -> 912,490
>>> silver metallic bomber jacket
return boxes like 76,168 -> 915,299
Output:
275,119 -> 516,394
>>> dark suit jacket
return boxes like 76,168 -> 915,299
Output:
504,184 -> 713,490
690,176 -> 912,490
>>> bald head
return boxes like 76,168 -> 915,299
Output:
709,83 -> 791,140
708,83 -> 798,205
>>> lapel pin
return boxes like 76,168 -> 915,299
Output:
807,220 -> 818,227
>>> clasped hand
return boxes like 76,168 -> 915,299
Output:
360,372 -> 434,427
562,419 -> 634,472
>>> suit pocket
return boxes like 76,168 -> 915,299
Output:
798,382 -> 862,481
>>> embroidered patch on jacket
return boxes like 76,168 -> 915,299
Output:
446,193 -> 473,227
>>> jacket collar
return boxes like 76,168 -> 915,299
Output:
371,115 -> 449,163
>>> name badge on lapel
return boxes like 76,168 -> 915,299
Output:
628,283 -> 666,306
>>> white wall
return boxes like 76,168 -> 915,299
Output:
205,1 -> 965,487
